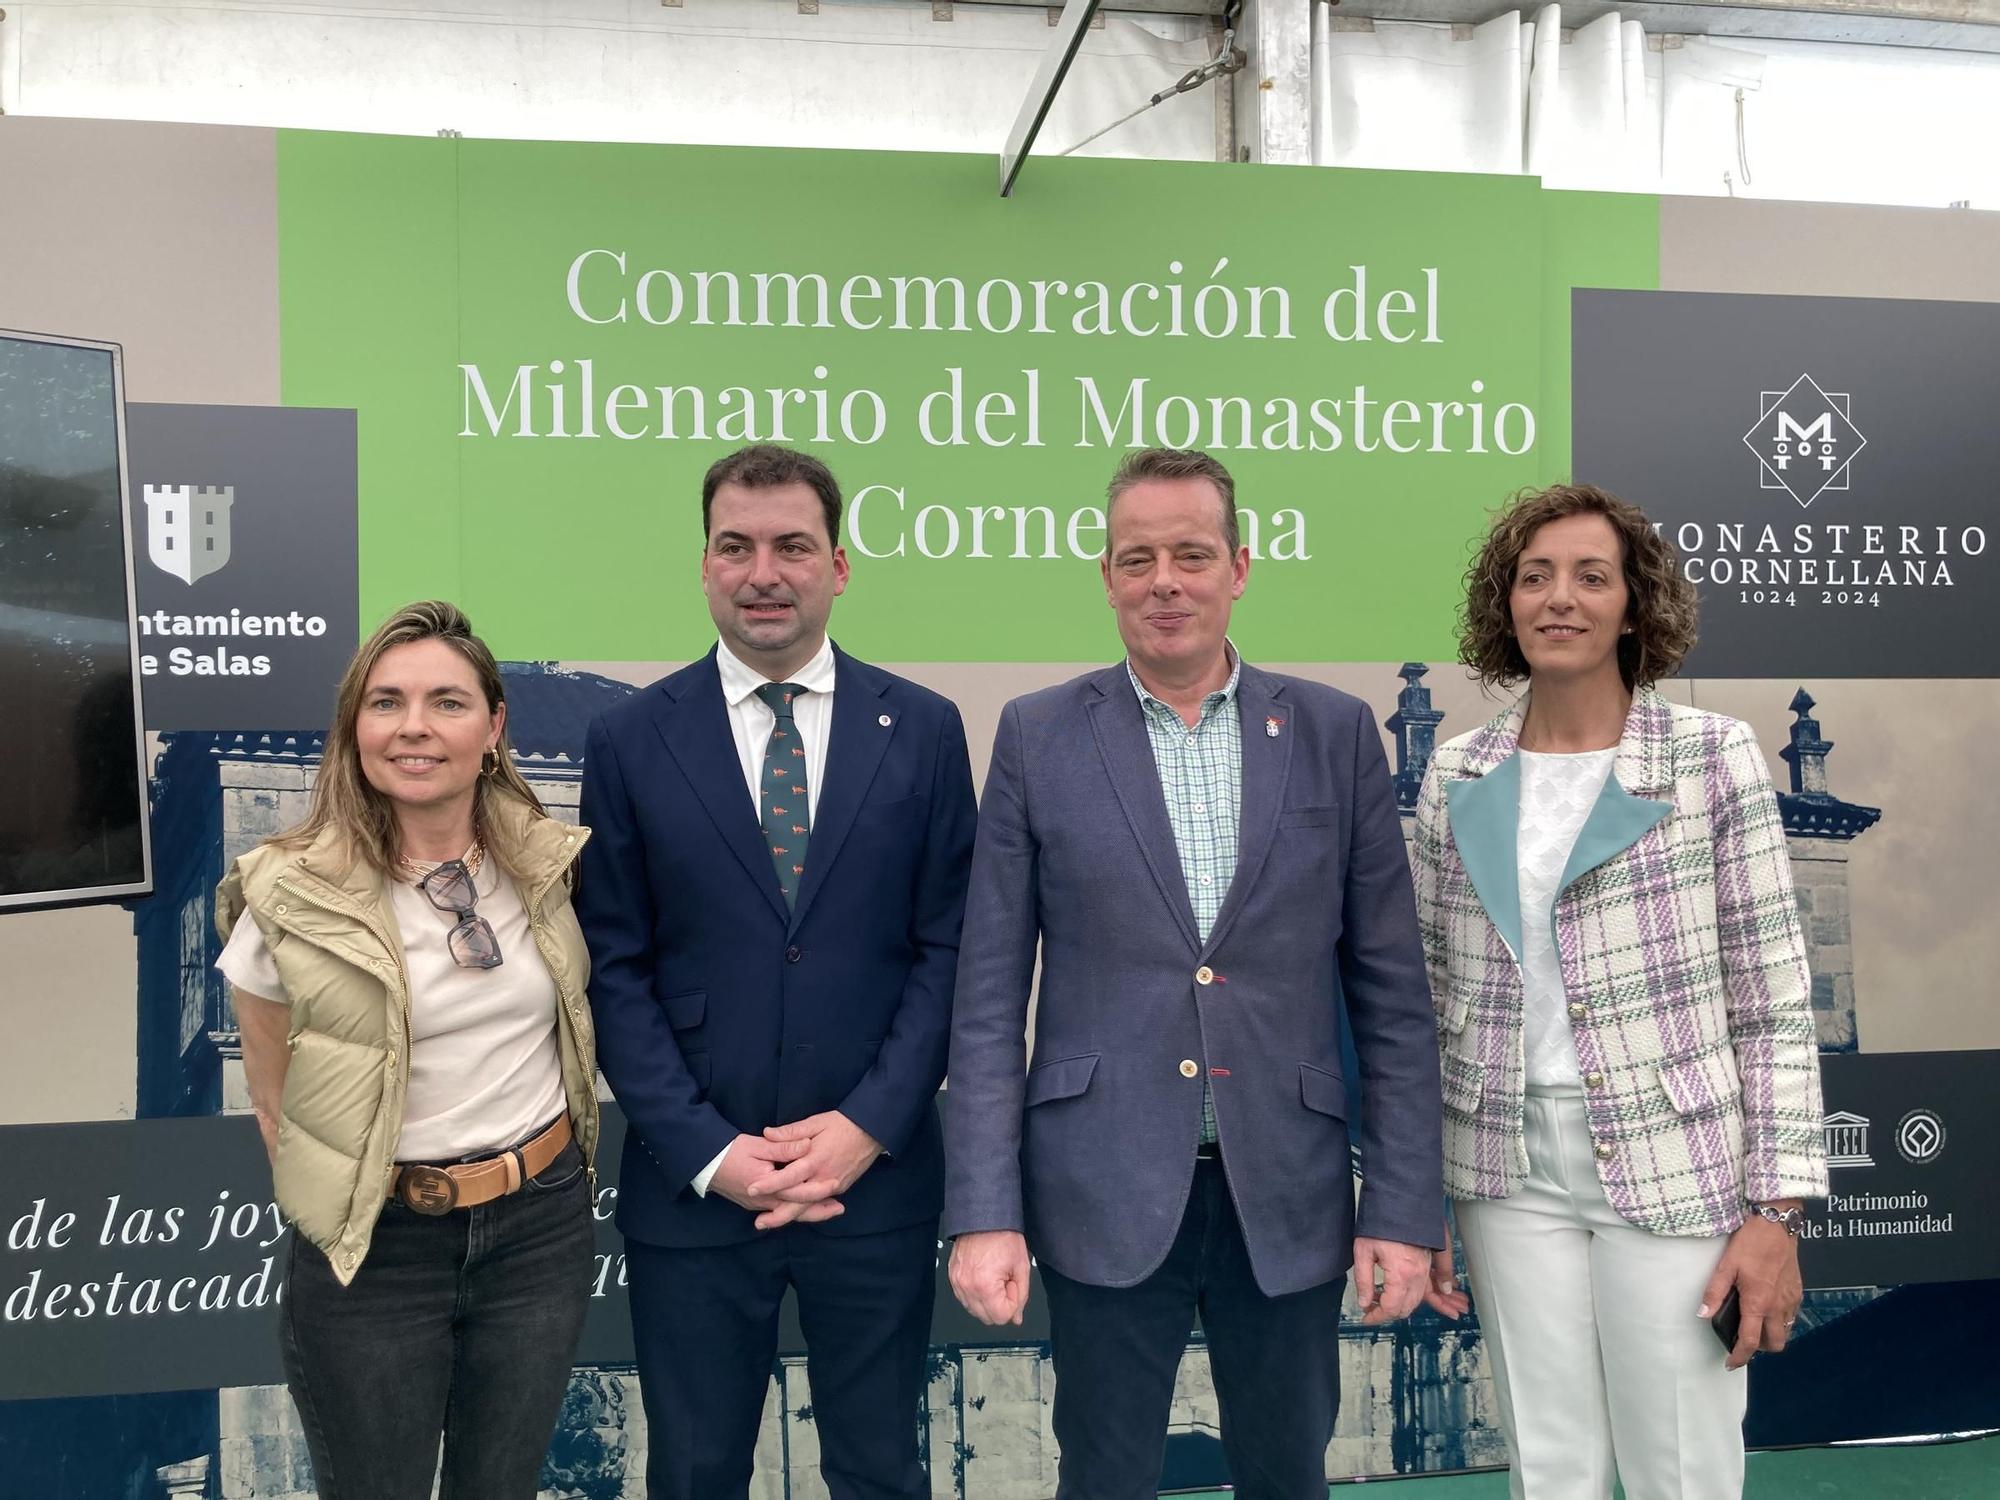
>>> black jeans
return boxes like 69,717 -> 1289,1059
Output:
1041,1157 -> 1345,1500
280,1133 -> 594,1500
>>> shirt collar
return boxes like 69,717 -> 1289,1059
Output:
716,634 -> 838,708
1126,640 -> 1241,718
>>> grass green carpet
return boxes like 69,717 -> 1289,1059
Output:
1173,1431 -> 1999,1498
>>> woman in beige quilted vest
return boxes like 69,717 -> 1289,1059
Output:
214,600 -> 599,1500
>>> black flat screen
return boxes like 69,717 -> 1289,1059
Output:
0,330 -> 151,909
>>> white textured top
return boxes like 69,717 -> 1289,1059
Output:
1517,747 -> 1618,1089
217,858 -> 567,1162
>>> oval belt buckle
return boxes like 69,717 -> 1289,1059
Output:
400,1165 -> 459,1215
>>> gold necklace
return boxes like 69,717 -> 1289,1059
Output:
396,838 -> 485,881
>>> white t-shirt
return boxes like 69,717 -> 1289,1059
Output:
218,858 -> 568,1162
1517,747 -> 1618,1090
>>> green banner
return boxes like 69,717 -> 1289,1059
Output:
279,134 -> 1656,661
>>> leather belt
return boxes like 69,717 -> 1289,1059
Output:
1194,1141 -> 1223,1161
389,1114 -> 572,1216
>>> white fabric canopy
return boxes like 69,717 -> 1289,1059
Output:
0,0 -> 1218,162
1312,2 -> 2000,208
3,0 -> 1996,205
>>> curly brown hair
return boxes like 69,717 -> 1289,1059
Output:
1459,483 -> 1698,689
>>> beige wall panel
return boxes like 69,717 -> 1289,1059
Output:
1660,197 -> 2000,303
1,119 -> 281,1122
0,904 -> 137,1122
0,117 -> 280,403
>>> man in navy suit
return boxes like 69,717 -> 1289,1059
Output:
577,444 -> 977,1500
943,447 -> 1445,1499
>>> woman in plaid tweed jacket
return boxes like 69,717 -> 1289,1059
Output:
1412,485 -> 1828,1500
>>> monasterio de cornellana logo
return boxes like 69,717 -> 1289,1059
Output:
1663,371 -> 1984,595
1742,373 -> 1867,510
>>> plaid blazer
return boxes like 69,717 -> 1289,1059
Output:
1412,687 -> 1828,1236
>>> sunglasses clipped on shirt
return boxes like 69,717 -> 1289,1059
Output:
416,859 -> 504,970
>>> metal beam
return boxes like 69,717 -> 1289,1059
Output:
1000,0 -> 1107,195
981,0 -> 1231,14
1235,0 -> 1316,162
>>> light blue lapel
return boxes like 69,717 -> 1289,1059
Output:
1445,755 -> 1524,960
1557,775 -> 1671,897
1560,686 -> 1675,896
1443,686 -> 1677,961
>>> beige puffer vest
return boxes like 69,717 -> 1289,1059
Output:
214,791 -> 598,1285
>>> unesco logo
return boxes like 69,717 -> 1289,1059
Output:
1742,374 -> 1867,510
1894,1109 -> 1945,1166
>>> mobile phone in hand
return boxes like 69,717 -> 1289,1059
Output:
1709,1286 -> 1742,1353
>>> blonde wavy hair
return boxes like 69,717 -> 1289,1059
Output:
1459,484 -> 1699,690
273,600 -> 546,875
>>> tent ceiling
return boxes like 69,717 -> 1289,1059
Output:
987,0 -> 2000,53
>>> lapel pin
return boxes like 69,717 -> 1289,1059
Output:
879,714 -> 892,727
1265,717 -> 1283,738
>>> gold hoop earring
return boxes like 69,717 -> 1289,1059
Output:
482,747 -> 501,776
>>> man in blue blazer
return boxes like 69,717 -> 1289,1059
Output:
944,448 -> 1445,1500
577,444 -> 977,1500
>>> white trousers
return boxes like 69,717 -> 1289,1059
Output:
1453,1089 -> 1747,1500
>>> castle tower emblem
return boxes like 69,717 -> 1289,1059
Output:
145,484 -> 235,585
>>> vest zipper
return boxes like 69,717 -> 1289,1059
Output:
525,837 -> 600,1171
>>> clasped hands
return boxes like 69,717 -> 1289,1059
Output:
948,1231 -> 1437,1327
711,1111 -> 883,1231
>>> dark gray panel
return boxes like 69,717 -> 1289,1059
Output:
1572,288 -> 2000,678
125,404 -> 358,729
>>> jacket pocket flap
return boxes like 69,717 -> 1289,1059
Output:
1442,987 -> 1474,1035
662,988 -> 705,1030
1655,1046 -> 1740,1117
1279,805 -> 1338,828
1024,1052 -> 1099,1107
1299,1062 -> 1349,1120
1440,1052 -> 1486,1113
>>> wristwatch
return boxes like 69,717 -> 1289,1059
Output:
1748,1202 -> 1807,1237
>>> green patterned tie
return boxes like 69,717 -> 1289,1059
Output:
754,682 -> 811,907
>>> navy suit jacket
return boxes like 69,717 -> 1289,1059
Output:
941,663 -> 1444,1297
577,645 -> 977,1248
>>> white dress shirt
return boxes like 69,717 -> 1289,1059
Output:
715,634 -> 837,824
693,634 -> 839,1197
1516,747 -> 1617,1089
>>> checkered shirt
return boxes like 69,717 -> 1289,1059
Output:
1128,655 -> 1242,1144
